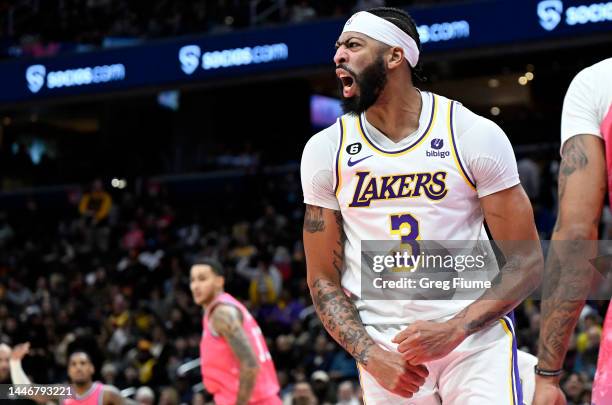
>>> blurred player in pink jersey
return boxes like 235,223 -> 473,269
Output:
9,343 -> 126,405
535,58 -> 612,405
190,258 -> 281,405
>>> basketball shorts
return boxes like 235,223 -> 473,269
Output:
358,316 -> 522,405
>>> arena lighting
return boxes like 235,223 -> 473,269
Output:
518,76 -> 529,85
525,72 -> 535,81
488,78 -> 500,88
111,178 -> 127,189
490,106 -> 501,116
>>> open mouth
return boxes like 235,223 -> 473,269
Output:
336,68 -> 356,98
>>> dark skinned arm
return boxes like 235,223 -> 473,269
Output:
303,204 -> 428,398
534,135 -> 605,405
394,184 -> 543,363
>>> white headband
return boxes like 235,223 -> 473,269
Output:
341,11 -> 419,68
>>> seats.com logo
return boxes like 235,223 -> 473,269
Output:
538,0 -> 612,31
538,0 -> 563,30
26,64 -> 46,93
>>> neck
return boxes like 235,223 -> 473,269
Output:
203,290 -> 223,310
72,381 -> 93,396
364,84 -> 421,143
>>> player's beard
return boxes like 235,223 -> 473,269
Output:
339,55 -> 388,115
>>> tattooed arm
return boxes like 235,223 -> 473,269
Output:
394,184 -> 543,363
303,204 -> 428,398
533,135 -> 605,405
210,304 -> 260,405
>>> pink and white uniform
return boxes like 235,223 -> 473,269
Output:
61,382 -> 104,405
561,57 -> 612,405
200,292 -> 281,405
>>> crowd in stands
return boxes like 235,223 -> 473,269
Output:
0,162 -> 606,404
1,0 -> 477,58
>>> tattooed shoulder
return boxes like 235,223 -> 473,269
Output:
561,136 -> 589,175
304,204 -> 326,233
558,135 -> 590,200
211,305 -> 257,366
210,304 -> 242,334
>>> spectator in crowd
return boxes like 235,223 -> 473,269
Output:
353,0 -> 386,12
517,156 -> 541,202
191,392 -> 205,405
0,212 -> 14,247
562,373 -> 590,405
285,381 -> 318,405
135,386 -> 155,405
310,370 -> 334,404
237,253 -> 283,306
158,387 -> 180,405
290,0 -> 317,22
335,381 -> 359,405
79,179 -> 113,225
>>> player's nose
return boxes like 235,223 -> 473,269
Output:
334,46 -> 348,66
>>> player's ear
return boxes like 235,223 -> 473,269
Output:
217,275 -> 225,290
386,46 -> 405,70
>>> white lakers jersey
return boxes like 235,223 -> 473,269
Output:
301,90 -> 520,325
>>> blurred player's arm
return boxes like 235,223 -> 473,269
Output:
9,342 -> 56,404
210,304 -> 259,405
534,135 -> 605,405
304,205 -> 427,398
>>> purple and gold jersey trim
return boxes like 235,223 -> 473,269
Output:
334,117 -> 347,196
448,101 -> 477,190
356,92 -> 436,156
500,316 -> 522,405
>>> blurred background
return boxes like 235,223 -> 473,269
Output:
0,0 -> 610,404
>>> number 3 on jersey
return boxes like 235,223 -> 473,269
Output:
389,213 -> 421,265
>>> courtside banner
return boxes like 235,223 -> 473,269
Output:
0,0 -> 610,104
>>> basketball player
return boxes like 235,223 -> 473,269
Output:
301,7 -> 543,404
534,58 -> 612,405
190,258 -> 281,405
9,342 -> 127,404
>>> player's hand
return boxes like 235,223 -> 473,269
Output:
10,342 -> 30,361
364,345 -> 429,398
533,376 -> 566,405
392,319 -> 465,363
